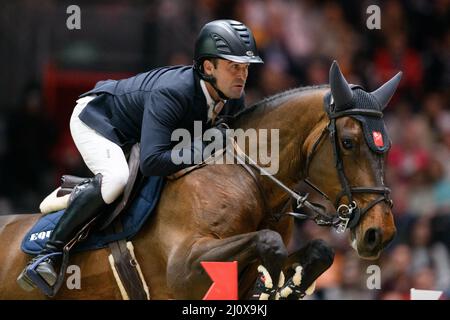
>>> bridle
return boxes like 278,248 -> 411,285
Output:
232,91 -> 393,233
301,93 -> 393,232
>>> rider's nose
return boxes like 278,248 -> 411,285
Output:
363,227 -> 382,252
238,69 -> 248,81
237,74 -> 246,82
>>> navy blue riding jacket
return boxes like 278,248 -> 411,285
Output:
78,65 -> 245,177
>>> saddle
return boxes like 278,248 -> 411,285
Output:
30,143 -> 150,299
40,143 -> 143,231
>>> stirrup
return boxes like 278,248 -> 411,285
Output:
22,252 -> 62,296
19,216 -> 98,297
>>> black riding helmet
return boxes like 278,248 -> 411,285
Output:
193,20 -> 263,98
194,19 -> 263,65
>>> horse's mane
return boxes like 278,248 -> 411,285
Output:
234,84 -> 330,120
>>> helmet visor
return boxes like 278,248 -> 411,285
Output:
218,53 -> 264,64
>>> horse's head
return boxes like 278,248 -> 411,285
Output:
305,61 -> 401,259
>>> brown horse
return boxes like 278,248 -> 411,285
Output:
0,62 -> 399,299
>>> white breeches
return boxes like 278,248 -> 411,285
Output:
69,95 -> 129,204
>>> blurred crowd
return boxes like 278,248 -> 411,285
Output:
0,0 -> 448,299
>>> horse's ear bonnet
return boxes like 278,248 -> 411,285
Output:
326,61 -> 402,154
328,87 -> 392,153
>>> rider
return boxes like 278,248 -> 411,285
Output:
17,19 -> 263,290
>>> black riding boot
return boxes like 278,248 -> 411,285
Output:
17,174 -> 106,291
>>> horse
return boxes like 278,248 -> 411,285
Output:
0,62 -> 400,299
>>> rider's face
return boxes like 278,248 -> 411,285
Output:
204,59 -> 249,99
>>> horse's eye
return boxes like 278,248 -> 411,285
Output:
342,138 -> 354,150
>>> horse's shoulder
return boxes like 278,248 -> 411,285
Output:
178,165 -> 260,198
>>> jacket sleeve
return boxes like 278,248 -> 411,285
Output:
140,89 -> 204,177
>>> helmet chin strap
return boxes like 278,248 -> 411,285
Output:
201,74 -> 229,101
195,62 -> 230,100
208,77 -> 229,101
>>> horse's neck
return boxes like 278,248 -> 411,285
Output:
234,88 -> 329,209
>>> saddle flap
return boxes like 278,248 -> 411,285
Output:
98,143 -> 143,230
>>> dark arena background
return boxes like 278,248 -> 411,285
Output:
0,0 -> 449,301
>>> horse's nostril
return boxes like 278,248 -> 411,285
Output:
364,228 -> 382,250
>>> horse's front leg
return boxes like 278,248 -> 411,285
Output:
278,239 -> 335,300
166,229 -> 287,299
